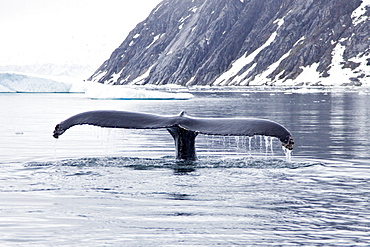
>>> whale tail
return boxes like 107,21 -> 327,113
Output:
53,110 -> 294,160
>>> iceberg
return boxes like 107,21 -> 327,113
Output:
0,72 -> 193,99
73,81 -> 194,100
0,73 -> 71,93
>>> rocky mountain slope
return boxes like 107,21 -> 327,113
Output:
89,0 -> 369,86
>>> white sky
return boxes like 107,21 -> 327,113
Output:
0,0 -> 162,67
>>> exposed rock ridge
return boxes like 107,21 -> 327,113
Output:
89,0 -> 369,86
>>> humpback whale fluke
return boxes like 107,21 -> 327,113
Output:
53,110 -> 294,161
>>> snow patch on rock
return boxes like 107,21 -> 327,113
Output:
352,1 -> 370,26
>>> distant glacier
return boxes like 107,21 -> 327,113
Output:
0,73 -> 71,93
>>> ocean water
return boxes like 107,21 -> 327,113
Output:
1,90 -> 370,246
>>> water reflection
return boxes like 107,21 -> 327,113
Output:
167,193 -> 192,201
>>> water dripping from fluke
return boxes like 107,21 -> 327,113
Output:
201,135 -> 280,157
283,146 -> 292,162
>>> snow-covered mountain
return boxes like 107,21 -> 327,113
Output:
89,0 -> 369,86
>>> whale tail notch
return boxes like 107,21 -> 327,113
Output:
53,110 -> 294,160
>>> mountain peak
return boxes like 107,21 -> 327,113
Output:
89,0 -> 369,86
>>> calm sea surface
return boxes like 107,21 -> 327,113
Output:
1,89 -> 370,246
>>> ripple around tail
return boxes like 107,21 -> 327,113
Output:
26,155 -> 324,171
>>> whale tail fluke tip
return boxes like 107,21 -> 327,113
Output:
282,135 -> 294,150
53,124 -> 63,139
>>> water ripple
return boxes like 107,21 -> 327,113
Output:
26,156 -> 324,171
1,156 -> 368,246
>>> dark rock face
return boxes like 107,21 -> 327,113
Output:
89,0 -> 369,86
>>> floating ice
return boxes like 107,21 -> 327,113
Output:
81,81 -> 193,100
0,72 -> 193,99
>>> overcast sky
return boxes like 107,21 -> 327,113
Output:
0,0 -> 162,67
